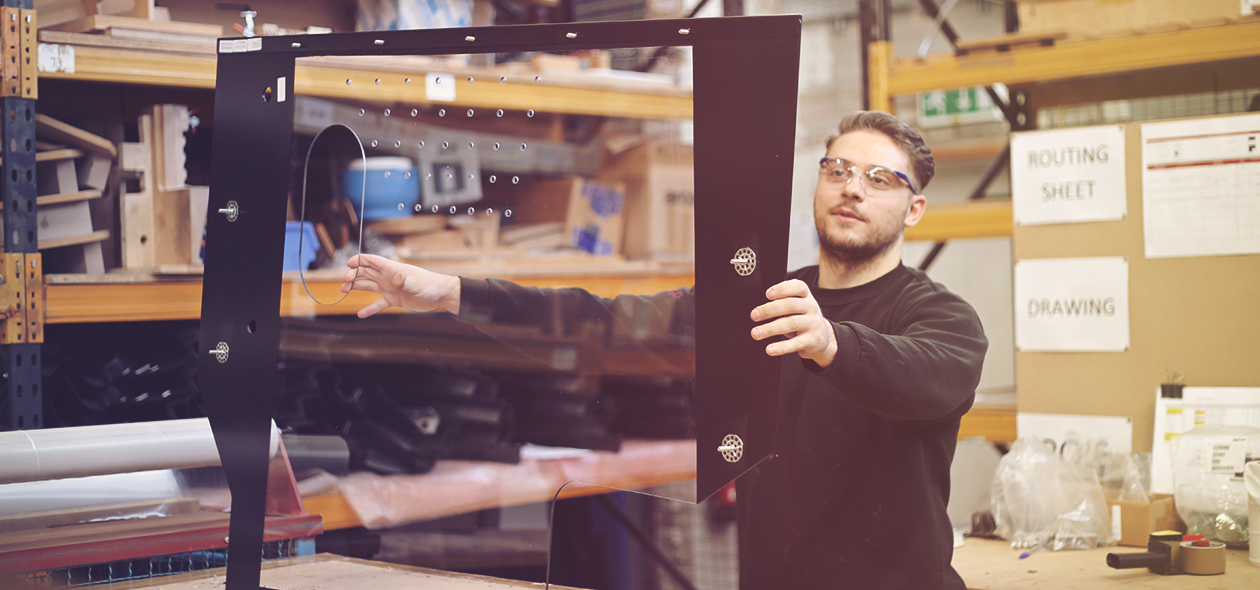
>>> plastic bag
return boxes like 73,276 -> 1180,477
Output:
990,437 -> 1117,550
1170,425 -> 1259,547
1099,452 -> 1149,504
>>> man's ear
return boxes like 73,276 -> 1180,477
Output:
903,193 -> 927,228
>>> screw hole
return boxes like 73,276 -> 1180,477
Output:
262,87 -> 273,102
248,319 -> 257,333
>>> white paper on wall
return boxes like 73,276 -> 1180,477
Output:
1142,113 -> 1260,259
1017,412 -> 1133,453
1014,256 -> 1129,352
1011,125 -> 1127,226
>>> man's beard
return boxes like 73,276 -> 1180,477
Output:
814,206 -> 907,267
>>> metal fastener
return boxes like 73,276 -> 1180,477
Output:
731,247 -> 756,276
218,200 -> 240,222
719,434 -> 744,463
208,342 -> 230,364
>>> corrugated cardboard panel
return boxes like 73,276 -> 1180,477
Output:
1013,114 -> 1260,452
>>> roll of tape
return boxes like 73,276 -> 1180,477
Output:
1179,540 -> 1226,575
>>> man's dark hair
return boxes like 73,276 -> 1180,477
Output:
825,111 -> 935,192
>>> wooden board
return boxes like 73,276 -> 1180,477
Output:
1012,114 -> 1260,452
954,30 -> 1071,56
120,113 -> 156,268
34,113 -> 117,158
44,14 -> 224,37
1015,0 -> 1243,37
34,189 -> 104,207
38,228 -> 109,250
34,148 -> 85,162
39,29 -> 215,55
153,187 -> 191,266
953,537 -> 1259,589
367,215 -> 449,235
94,553 -> 588,590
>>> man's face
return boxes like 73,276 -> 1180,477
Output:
813,129 -> 925,264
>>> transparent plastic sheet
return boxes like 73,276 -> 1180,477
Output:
0,470 -> 185,532
1170,425 -> 1260,547
543,480 -> 735,589
274,47 -> 705,584
990,437 -> 1116,550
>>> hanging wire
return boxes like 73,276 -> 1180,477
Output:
297,124 -> 368,305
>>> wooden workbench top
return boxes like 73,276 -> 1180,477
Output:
97,553 -> 585,590
954,537 -> 1259,589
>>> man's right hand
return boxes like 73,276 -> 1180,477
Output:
340,254 -> 461,318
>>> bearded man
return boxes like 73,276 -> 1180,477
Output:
342,111 -> 987,589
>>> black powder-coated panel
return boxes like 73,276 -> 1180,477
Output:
692,33 -> 800,501
199,51 -> 296,590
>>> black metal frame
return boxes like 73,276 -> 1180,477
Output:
204,16 -> 800,589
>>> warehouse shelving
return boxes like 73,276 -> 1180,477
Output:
866,12 -> 1260,447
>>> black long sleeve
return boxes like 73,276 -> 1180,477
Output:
808,274 -> 987,423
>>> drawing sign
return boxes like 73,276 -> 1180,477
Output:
1014,257 -> 1129,352
1011,125 -> 1127,225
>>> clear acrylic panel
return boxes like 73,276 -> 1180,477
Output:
275,47 -> 699,581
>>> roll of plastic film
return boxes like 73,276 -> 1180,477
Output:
1178,540 -> 1226,575
0,418 -> 281,485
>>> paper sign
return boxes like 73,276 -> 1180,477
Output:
1017,412 -> 1133,453
1011,125 -> 1127,225
1014,256 -> 1129,352
1141,113 -> 1260,258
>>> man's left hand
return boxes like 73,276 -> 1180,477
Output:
750,279 -> 838,368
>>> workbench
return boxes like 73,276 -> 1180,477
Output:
90,553 -> 584,590
954,537 -> 1260,589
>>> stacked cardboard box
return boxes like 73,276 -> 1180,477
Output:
599,140 -> 693,260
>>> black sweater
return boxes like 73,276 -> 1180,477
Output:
459,264 -> 987,589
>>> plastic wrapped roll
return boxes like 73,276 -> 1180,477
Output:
0,418 -> 279,485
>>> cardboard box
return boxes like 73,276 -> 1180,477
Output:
513,177 -> 625,256
1016,0 -> 1244,37
598,140 -> 693,259
1107,493 -> 1186,547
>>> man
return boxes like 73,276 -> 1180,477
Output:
341,111 -> 987,589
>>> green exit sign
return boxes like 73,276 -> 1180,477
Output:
917,85 -> 1006,128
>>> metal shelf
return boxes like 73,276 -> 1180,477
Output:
44,261 -> 696,324
871,17 -> 1260,111
38,32 -> 692,120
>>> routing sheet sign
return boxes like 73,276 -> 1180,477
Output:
1011,125 -> 1127,225
1142,113 -> 1260,258
1014,256 -> 1129,352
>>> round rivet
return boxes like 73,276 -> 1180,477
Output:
732,247 -> 757,276
719,434 -> 744,462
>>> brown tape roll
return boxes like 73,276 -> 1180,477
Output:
1178,541 -> 1226,575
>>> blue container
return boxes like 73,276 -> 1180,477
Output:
343,157 -> 420,221
284,221 -> 319,272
